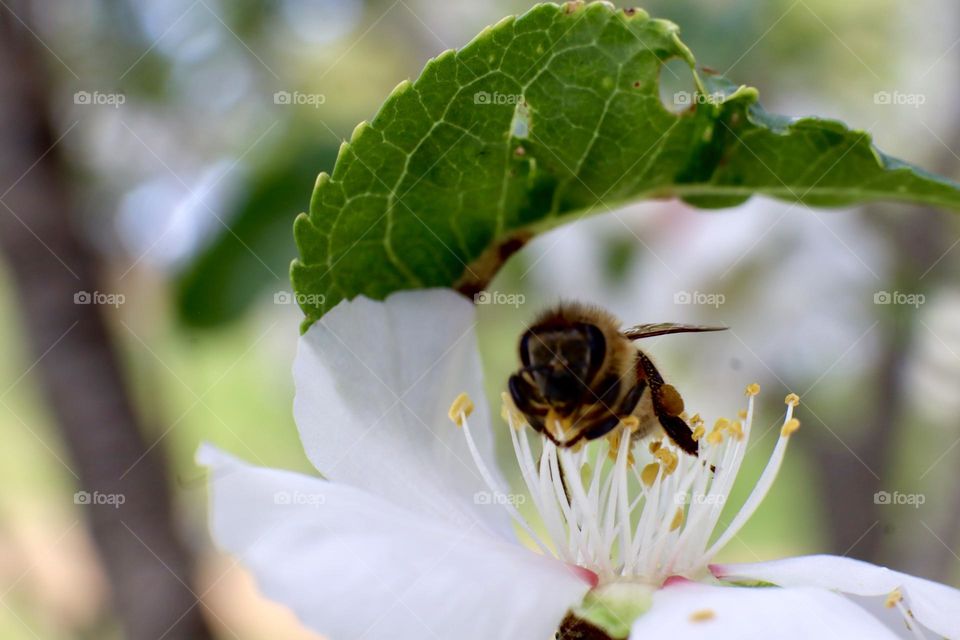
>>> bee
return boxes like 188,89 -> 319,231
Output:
508,302 -> 726,456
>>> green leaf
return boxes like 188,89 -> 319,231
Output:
175,140 -> 339,328
292,0 -> 960,329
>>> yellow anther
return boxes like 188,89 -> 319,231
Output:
499,392 -> 527,430
785,393 -> 800,407
649,440 -> 662,454
737,409 -> 748,420
884,588 -> 903,609
745,383 -> 760,397
689,412 -> 702,426
655,448 -> 678,475
781,418 -> 801,437
728,420 -> 744,440
621,415 -> 640,432
689,609 -> 716,623
448,393 -> 474,427
641,462 -> 660,486
712,417 -> 730,432
679,411 -> 689,422
707,430 -> 724,445
692,425 -> 705,441
670,507 -> 684,531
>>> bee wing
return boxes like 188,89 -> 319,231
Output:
622,323 -> 728,341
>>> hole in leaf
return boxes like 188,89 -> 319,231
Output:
511,99 -> 530,138
658,58 -> 697,114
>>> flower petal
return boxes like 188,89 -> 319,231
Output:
629,580 -> 899,639
712,555 -> 960,639
293,289 -> 510,536
199,445 -> 590,640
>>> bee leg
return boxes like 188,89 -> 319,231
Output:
635,352 -> 699,456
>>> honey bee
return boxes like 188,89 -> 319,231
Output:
508,302 -> 726,456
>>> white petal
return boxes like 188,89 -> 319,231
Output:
199,445 -> 590,640
712,555 -> 960,639
293,289 -> 510,536
629,580 -> 899,639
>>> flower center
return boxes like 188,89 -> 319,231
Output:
449,385 -> 800,586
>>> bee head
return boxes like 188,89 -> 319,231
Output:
520,322 -> 606,412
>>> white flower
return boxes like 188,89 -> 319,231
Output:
199,289 -> 960,639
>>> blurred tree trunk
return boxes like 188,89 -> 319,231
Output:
811,162 -> 958,576
0,2 -> 213,638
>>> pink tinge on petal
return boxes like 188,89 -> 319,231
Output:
709,563 -> 731,579
569,564 -> 599,588
662,575 -> 696,588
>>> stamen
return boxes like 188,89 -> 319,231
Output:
448,392 -> 474,427
884,588 -> 903,608
641,462 -> 660,487
448,393 -> 550,553
781,418 -> 801,436
455,382 -> 798,586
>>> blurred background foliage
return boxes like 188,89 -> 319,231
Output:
1,0 -> 959,637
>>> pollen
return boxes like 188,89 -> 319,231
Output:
689,609 -> 716,623
737,409 -> 748,419
692,425 -> 705,441
745,383 -> 760,397
884,588 -> 903,609
707,430 -> 724,445
448,392 -> 474,427
655,448 -> 678,475
641,462 -> 660,486
728,420 -> 744,440
781,418 -> 801,437
670,507 -> 684,531
785,393 -> 800,407
649,440 -> 662,454
622,415 -> 640,432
